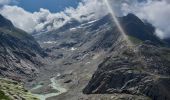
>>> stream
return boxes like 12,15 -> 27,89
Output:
32,77 -> 67,100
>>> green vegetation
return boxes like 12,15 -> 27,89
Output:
161,49 -> 170,61
128,35 -> 143,45
0,90 -> 10,100
0,78 -> 39,100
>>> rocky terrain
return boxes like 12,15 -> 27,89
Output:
83,41 -> 170,100
0,14 -> 46,82
27,13 -> 170,100
83,15 -> 170,100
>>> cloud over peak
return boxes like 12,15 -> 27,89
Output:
1,0 -> 170,39
0,0 -> 10,5
0,0 -> 108,33
121,0 -> 170,39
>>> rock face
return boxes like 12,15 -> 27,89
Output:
83,42 -> 170,99
0,15 -> 46,81
83,14 -> 170,100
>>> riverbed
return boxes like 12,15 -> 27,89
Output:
31,77 -> 67,100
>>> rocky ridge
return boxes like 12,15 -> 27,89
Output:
83,14 -> 170,100
0,14 -> 46,82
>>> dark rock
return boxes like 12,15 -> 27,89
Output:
0,14 -> 14,28
64,80 -> 72,83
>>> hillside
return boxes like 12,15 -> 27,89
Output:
0,14 -> 46,82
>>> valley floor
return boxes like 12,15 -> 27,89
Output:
26,42 -> 106,100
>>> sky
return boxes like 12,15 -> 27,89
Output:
0,0 -> 81,12
0,0 -> 170,39
16,0 -> 81,13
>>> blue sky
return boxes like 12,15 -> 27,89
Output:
15,0 -> 82,12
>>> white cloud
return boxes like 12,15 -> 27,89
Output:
65,0 -> 108,21
0,0 -> 18,5
0,0 -> 108,33
0,6 -> 38,32
0,5 -> 72,33
0,0 -> 10,5
2,0 -> 170,39
121,0 -> 170,39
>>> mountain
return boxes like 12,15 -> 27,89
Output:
32,13 -> 170,100
120,14 -> 164,45
83,14 -> 170,100
35,14 -> 166,54
0,14 -> 46,82
0,15 -> 13,29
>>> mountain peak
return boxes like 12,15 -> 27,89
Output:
123,13 -> 141,21
126,13 -> 138,18
0,14 -> 14,29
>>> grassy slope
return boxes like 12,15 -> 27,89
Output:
128,35 -> 143,45
0,90 -> 10,100
0,78 -> 39,100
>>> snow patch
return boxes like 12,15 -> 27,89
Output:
70,47 -> 77,51
43,41 -> 57,44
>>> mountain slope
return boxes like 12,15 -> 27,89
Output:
83,42 -> 170,99
83,14 -> 170,100
0,14 -> 46,82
